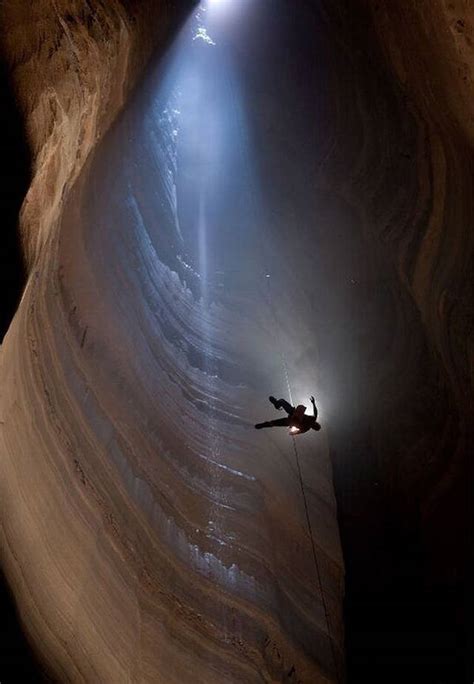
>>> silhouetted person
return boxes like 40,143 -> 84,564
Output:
255,396 -> 321,434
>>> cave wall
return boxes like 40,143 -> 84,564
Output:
339,0 -> 473,589
366,0 -> 473,586
319,0 -> 473,572
0,2 -> 344,682
313,0 -> 473,677
0,0 -> 183,266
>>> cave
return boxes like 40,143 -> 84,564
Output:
0,1 -> 471,682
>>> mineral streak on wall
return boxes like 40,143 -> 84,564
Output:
0,2 -> 344,682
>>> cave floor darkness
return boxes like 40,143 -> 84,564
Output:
0,0 -> 471,681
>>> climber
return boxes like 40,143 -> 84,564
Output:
255,396 -> 321,434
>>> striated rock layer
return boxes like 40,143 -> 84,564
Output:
0,0 -> 185,266
0,2 -> 344,682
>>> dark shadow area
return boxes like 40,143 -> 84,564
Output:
0,61 -> 44,680
0,569 -> 47,682
0,60 -> 28,341
332,428 -> 471,684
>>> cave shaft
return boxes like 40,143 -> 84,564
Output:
0,3 -> 343,682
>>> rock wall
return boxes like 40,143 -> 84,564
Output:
313,0 -> 472,677
0,0 -> 181,265
366,0 -> 473,584
0,1 -> 344,682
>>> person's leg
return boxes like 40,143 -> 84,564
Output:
272,398 -> 294,415
255,417 -> 290,429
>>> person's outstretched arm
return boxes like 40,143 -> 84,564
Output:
310,396 -> 318,419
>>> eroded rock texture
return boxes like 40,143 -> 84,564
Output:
0,0 -> 472,682
0,2 -> 343,682
0,0 -> 180,266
